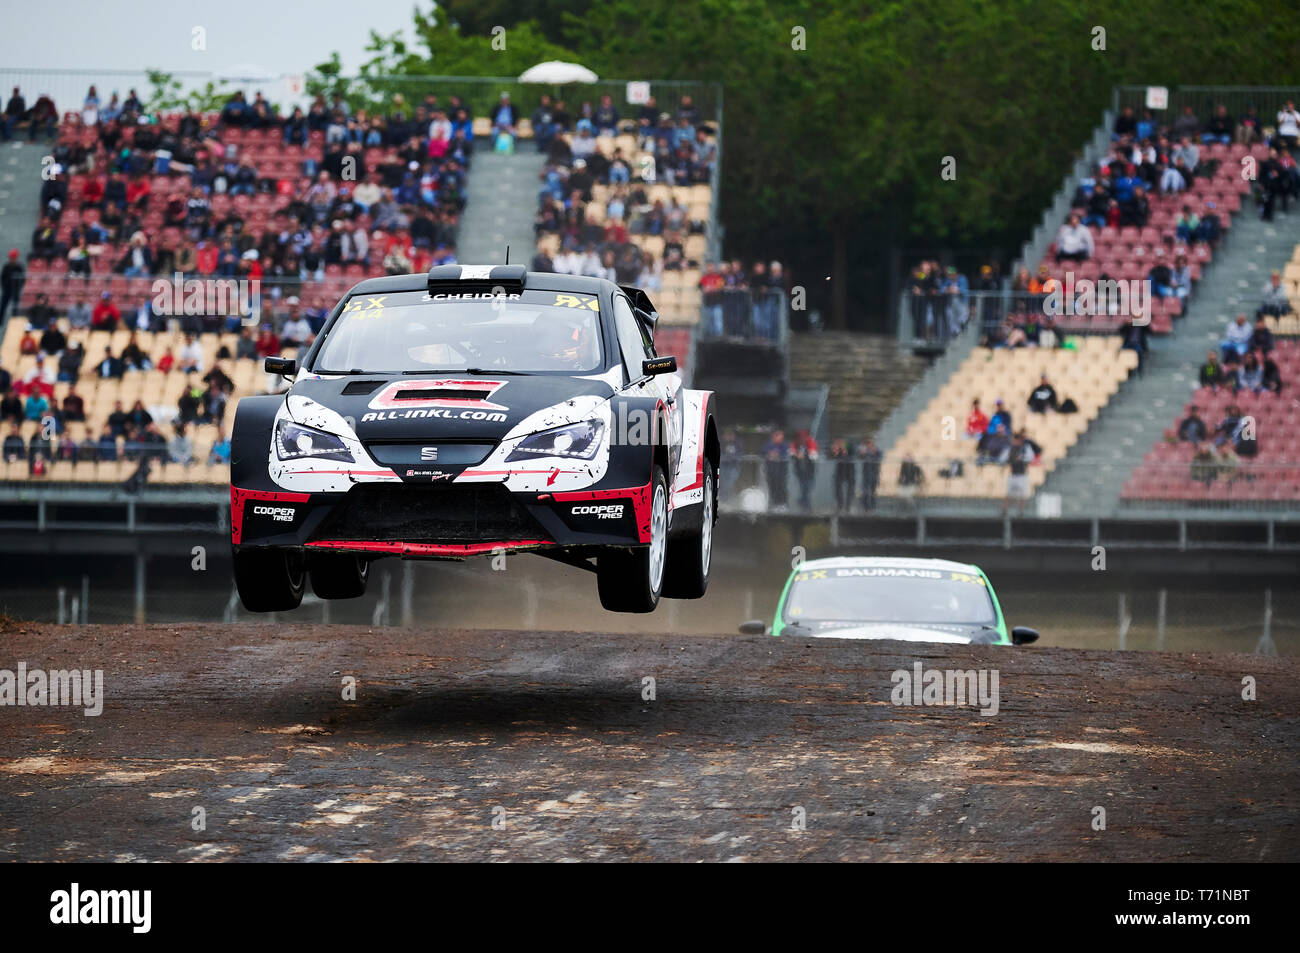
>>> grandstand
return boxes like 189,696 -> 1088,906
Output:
871,89 -> 1300,518
0,77 -> 725,489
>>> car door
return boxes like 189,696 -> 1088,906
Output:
612,293 -> 682,479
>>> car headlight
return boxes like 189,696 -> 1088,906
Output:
506,420 -> 604,462
275,420 -> 355,463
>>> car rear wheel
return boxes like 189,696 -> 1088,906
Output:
233,548 -> 306,612
308,552 -> 370,600
662,463 -> 715,599
597,465 -> 667,613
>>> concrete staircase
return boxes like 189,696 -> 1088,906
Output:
456,147 -> 548,266
789,331 -> 927,441
1043,206 -> 1300,516
0,141 -> 48,262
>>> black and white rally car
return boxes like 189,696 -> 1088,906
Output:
230,265 -> 720,614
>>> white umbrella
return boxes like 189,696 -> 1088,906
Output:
518,61 -> 599,84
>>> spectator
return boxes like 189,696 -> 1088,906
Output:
95,346 -> 124,379
1002,432 -> 1034,516
209,428 -> 232,466
1177,406 -> 1207,442
830,439 -> 855,512
62,387 -> 85,422
790,433 -> 816,511
2,424 -> 24,462
761,430 -> 789,511
1257,271 -> 1292,319
1027,374 -> 1058,413
26,293 -> 56,330
987,398 -> 1012,435
1263,352 -> 1284,394
1220,313 -> 1253,364
1190,441 -> 1217,486
964,398 -> 989,438
491,92 -> 517,139
91,291 -> 120,330
1235,352 -> 1265,395
1278,101 -> 1300,150
1249,316 -> 1275,357
280,298 -> 313,348
1054,213 -> 1094,262
120,332 -> 151,371
1198,350 -> 1226,390
67,296 -> 92,330
0,248 -> 24,320
978,422 -> 1011,466
23,389 -> 50,422
1119,316 -> 1150,373
95,426 -> 118,461
178,334 -> 203,373
0,390 -> 22,426
897,454 -> 925,500
857,439 -> 881,511
38,322 -> 66,358
169,423 -> 196,466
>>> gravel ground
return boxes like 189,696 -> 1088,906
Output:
0,621 -> 1295,861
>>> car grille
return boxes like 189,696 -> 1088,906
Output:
312,484 -> 544,543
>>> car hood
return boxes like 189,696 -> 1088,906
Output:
790,622 -> 988,644
288,372 -> 615,442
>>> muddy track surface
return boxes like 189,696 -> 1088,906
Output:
0,623 -> 1295,861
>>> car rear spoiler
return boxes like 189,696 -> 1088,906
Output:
621,286 -> 659,327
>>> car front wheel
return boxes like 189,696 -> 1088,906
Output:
597,465 -> 667,613
662,464 -> 715,599
233,548 -> 306,612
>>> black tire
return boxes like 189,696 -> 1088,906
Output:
597,465 -> 668,613
233,548 -> 306,612
308,552 -> 370,600
662,463 -> 716,599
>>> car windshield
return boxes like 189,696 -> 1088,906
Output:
311,288 -> 605,374
783,565 -> 998,626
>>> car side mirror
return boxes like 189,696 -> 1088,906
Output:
738,619 -> 767,635
265,357 -> 297,377
642,356 -> 677,376
1011,626 -> 1039,645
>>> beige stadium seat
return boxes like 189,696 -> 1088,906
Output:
635,235 -> 665,258
882,341 -> 1139,499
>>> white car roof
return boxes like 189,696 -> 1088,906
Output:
794,556 -> 983,575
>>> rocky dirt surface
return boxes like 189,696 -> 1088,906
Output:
0,622 -> 1295,861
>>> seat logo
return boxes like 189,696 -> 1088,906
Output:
420,446 -> 439,461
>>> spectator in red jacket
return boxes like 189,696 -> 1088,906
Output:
965,398 -> 989,438
91,291 -> 120,330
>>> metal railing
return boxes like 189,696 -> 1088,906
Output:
695,287 -> 788,344
720,452 -> 1300,516
0,68 -> 724,130
1113,86 -> 1300,142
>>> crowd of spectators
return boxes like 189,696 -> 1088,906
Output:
906,260 -> 1000,343
0,288 -> 316,478
739,429 -> 884,513
528,94 -> 730,326
14,82 -> 477,313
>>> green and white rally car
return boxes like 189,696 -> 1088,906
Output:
738,556 -> 1039,645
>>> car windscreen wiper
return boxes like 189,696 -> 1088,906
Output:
313,368 -> 391,375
